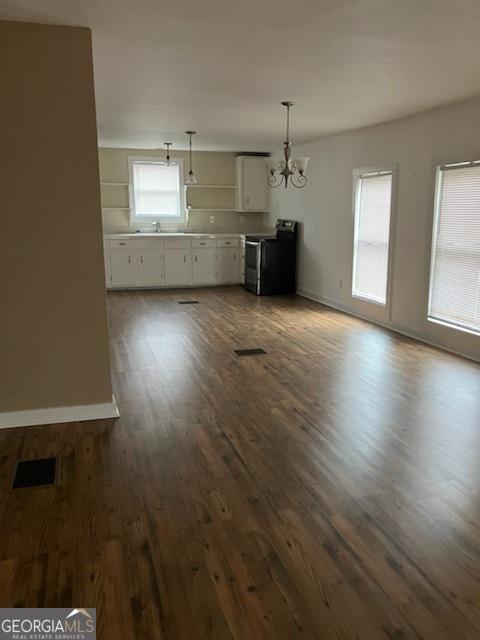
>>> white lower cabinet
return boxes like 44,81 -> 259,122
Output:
164,248 -> 192,286
110,248 -> 136,287
137,248 -> 164,286
103,240 -> 110,285
217,247 -> 240,284
107,235 -> 245,289
193,248 -> 216,285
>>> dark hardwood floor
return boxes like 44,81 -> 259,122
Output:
1,287 -> 480,639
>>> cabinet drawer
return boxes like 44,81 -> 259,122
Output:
192,237 -> 216,248
217,238 -> 239,248
109,238 -> 132,249
132,238 -> 164,249
164,237 -> 191,249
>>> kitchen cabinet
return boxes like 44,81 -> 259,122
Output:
193,248 -> 216,284
105,234 -> 251,289
217,247 -> 240,283
110,247 -> 136,287
137,247 -> 164,286
165,248 -> 192,286
235,156 -> 269,212
103,240 -> 110,285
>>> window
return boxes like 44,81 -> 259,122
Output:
352,170 -> 393,305
129,157 -> 185,223
428,161 -> 480,334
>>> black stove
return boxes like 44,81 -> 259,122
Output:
244,219 -> 298,295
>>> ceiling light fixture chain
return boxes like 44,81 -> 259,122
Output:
164,142 -> 172,165
267,101 -> 309,189
185,130 -> 197,184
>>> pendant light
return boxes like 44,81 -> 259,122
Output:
164,142 -> 172,165
185,131 -> 197,184
267,101 -> 309,189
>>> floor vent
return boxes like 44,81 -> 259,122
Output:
12,457 -> 57,489
179,301 -> 199,305
234,348 -> 266,356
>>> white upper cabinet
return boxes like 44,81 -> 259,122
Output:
235,156 -> 269,212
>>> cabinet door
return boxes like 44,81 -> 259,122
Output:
244,157 -> 268,211
217,247 -> 240,284
103,242 -> 111,286
137,248 -> 164,286
164,248 -> 192,286
110,248 -> 136,287
193,248 -> 215,285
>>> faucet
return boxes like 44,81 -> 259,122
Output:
152,220 -> 161,233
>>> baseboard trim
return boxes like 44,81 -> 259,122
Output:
0,395 -> 120,430
296,288 -> 479,364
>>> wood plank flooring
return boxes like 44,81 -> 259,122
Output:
1,287 -> 480,639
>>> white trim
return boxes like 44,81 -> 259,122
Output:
296,288 -> 479,364
350,164 -> 398,313
128,156 -> 186,225
0,395 -> 119,430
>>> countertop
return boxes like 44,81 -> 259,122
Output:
104,230 -> 274,239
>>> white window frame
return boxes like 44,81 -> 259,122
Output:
427,158 -> 480,336
128,156 -> 186,225
351,165 -> 397,310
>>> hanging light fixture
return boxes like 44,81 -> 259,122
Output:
267,101 -> 309,189
164,142 -> 173,165
185,131 -> 197,184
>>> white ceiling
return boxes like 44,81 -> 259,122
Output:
2,0 -> 480,151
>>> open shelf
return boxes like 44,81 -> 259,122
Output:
187,208 -> 237,212
185,184 -> 235,189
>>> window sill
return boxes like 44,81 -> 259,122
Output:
352,293 -> 387,308
427,316 -> 480,337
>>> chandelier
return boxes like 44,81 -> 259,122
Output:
267,101 -> 309,189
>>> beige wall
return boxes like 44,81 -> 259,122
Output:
99,148 -> 264,232
268,96 -> 480,361
0,21 -> 113,411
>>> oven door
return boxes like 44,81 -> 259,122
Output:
244,240 -> 262,294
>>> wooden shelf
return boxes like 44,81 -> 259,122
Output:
185,184 -> 235,189
187,208 -> 237,212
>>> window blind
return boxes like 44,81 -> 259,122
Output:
428,163 -> 480,334
352,172 -> 393,305
133,161 -> 181,217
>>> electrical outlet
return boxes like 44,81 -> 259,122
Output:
210,215 -> 215,224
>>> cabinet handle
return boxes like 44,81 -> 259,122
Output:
140,255 -> 144,263
233,253 -> 236,261
128,256 -> 132,264
183,255 -> 186,262
194,255 -> 197,263
200,242 -> 206,245
225,241 -> 231,245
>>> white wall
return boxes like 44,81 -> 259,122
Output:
267,96 -> 480,361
